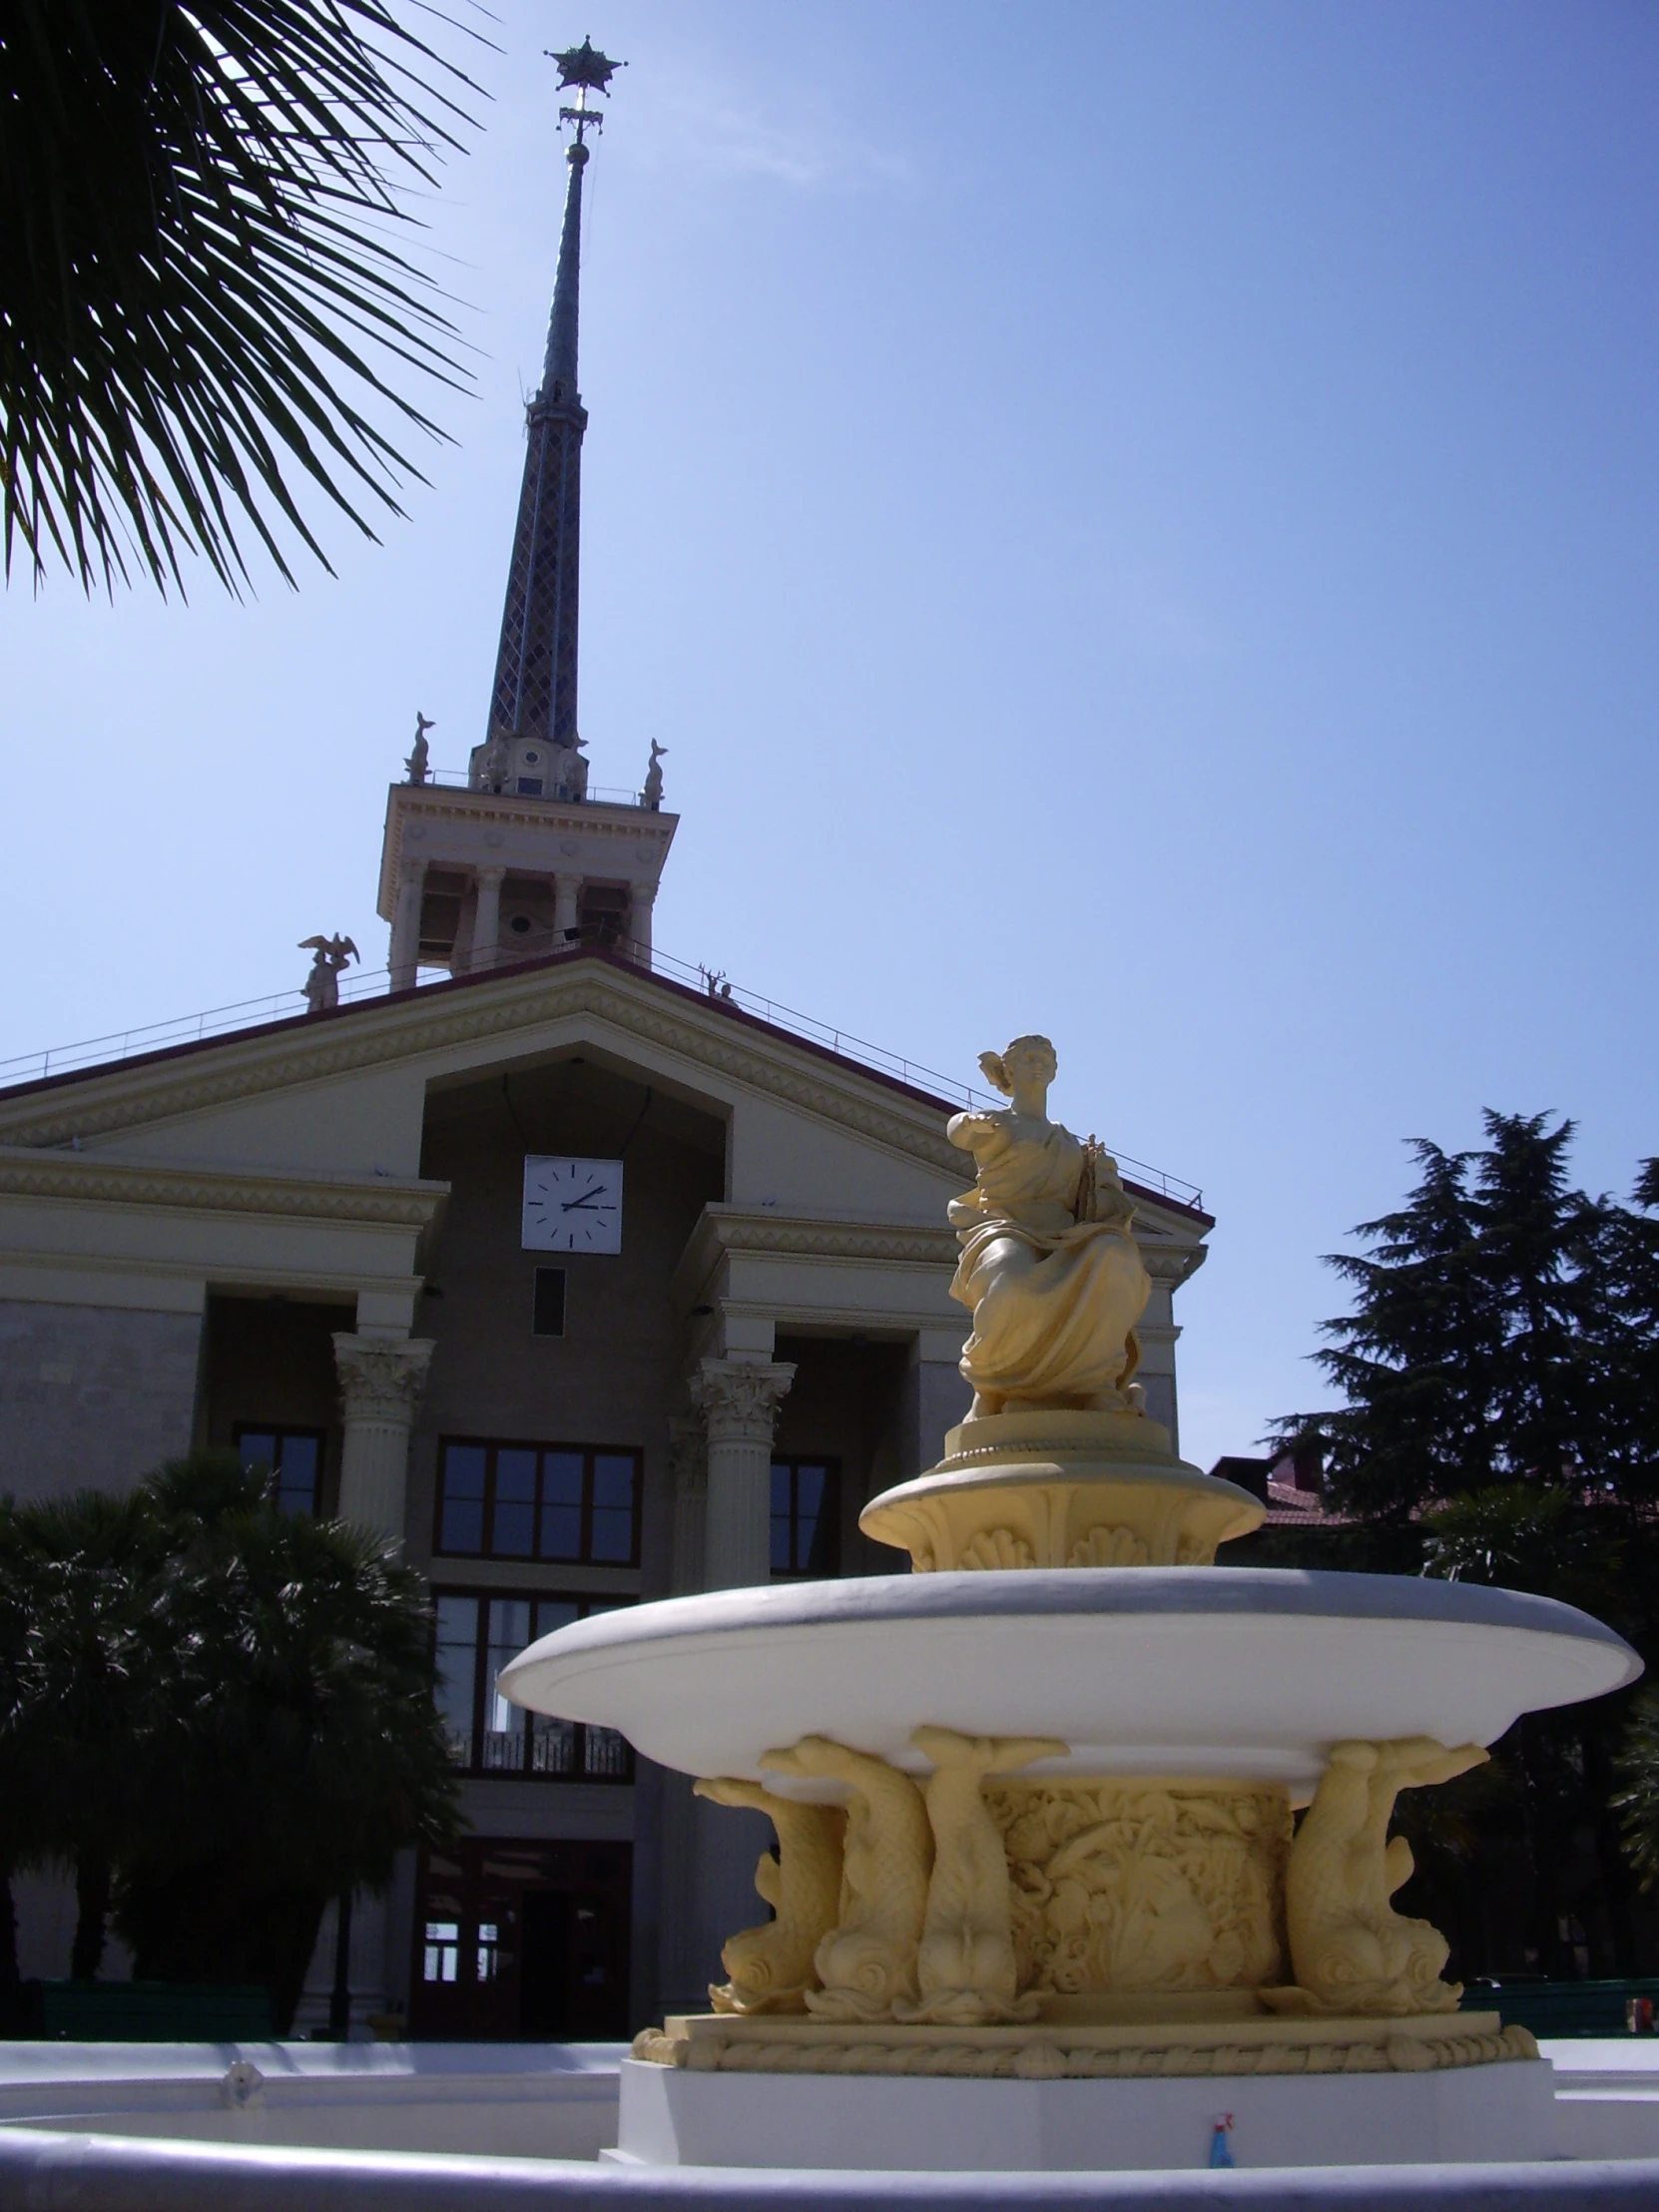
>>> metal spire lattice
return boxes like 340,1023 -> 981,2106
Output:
483,39 -> 624,761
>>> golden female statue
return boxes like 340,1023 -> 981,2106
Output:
947,1035 -> 1151,1417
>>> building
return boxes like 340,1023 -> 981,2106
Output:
0,74 -> 1215,2036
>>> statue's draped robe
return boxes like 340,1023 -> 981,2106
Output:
948,1116 -> 1150,1405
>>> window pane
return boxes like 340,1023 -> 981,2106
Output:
771,1461 -> 793,1572
539,1451 -> 585,1559
535,1599 -> 581,1639
438,1445 -> 487,1554
477,1922 -> 502,1979
482,1599 -> 532,1769
491,1448 -> 537,1557
796,1463 -> 827,1572
434,1596 -> 479,1762
544,1450 -> 584,1503
590,1453 -> 636,1562
239,1431 -> 277,1471
275,1433 -> 319,1516
423,1921 -> 460,1983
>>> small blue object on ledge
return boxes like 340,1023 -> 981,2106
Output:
1209,2113 -> 1236,2168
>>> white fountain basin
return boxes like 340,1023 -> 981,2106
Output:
500,1568 -> 1639,1797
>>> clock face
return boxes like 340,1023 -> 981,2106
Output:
522,1155 -> 624,1255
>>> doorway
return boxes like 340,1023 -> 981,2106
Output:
409,1838 -> 632,2039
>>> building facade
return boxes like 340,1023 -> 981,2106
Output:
0,74 -> 1214,2036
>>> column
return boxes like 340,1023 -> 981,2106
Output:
900,1326 -> 972,1479
552,870 -> 582,949
689,1359 -> 795,1591
331,1334 -> 434,1538
629,880 -> 657,967
471,864 -> 505,973
388,858 -> 427,992
1136,1256 -> 1185,1444
667,1415 -> 709,1596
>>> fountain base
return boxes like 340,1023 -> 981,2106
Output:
618,2012 -> 1551,2171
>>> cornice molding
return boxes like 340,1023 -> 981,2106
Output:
379,788 -> 679,916
670,1207 -> 962,1315
0,960 -> 1212,1259
0,963 -> 968,1179
0,1145 -> 449,1228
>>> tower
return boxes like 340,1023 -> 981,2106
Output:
377,40 -> 676,991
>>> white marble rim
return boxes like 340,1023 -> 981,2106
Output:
500,1566 -> 1638,1685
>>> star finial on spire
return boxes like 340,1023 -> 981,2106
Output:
545,36 -> 625,142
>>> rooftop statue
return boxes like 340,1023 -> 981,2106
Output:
551,733 -> 589,802
405,711 -> 433,786
299,933 -> 358,1014
947,1035 -> 1150,1417
642,739 -> 667,811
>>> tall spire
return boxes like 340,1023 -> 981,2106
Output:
483,40 -> 623,769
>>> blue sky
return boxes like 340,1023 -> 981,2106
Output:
2,0 -> 1654,1470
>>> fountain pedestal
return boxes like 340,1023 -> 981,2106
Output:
614,2013 -> 1555,2171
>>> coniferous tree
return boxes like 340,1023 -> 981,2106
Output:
1271,1114 -> 1659,1976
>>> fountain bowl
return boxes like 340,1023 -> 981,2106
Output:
499,1566 -> 1638,1798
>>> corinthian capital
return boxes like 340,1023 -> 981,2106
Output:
332,1334 -> 435,1425
690,1358 -> 796,1445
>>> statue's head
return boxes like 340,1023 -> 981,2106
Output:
979,1034 -> 1057,1098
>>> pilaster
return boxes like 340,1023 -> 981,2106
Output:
668,1414 -> 709,1597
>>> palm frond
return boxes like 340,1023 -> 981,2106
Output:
0,0 -> 488,593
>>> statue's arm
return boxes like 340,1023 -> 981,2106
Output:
946,1109 -> 999,1156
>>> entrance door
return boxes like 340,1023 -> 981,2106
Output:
410,1838 -> 632,2039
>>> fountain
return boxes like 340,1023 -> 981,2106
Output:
502,1034 -> 1640,2173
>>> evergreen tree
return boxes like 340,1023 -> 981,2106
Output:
1271,1114 -> 1659,1975
1274,1113 -> 1635,1524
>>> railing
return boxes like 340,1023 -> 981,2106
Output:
414,766 -> 648,808
0,941 -> 1203,1209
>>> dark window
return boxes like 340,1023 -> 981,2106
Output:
434,1591 -> 633,1781
516,777 -> 544,797
235,1425 -> 324,1516
435,1439 -> 641,1565
771,1458 -> 839,1576
532,1269 -> 566,1338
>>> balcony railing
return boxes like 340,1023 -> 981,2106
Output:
411,767 -> 648,808
447,1720 -> 633,1782
0,941 -> 1204,1210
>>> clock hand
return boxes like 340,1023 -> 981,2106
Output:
561,1188 -> 607,1211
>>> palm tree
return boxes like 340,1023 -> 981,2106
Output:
113,1454 -> 461,2030
1,1487 -> 159,1980
1,1 -> 481,594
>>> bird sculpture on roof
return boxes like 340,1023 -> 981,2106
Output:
299,934 -> 359,1014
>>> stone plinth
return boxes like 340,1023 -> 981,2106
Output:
617,2014 -> 1552,2170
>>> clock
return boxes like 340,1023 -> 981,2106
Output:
522,1155 -> 624,1255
